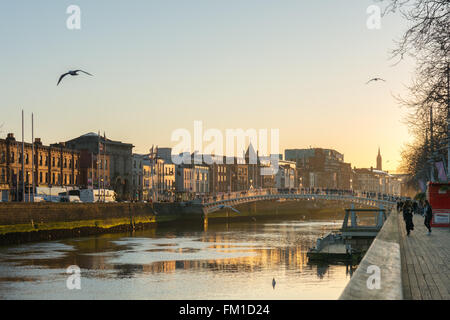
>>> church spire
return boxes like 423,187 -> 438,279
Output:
376,147 -> 382,171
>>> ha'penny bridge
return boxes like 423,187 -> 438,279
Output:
201,189 -> 398,215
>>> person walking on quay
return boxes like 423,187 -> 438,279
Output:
403,201 -> 414,236
424,200 -> 433,235
412,201 -> 418,215
397,200 -> 404,213
418,200 -> 424,216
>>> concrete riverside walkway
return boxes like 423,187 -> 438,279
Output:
398,213 -> 450,300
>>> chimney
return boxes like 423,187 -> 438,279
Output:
34,138 -> 42,146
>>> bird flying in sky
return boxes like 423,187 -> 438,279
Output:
57,70 -> 93,86
366,77 -> 386,84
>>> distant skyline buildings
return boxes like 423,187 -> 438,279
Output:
1,130 -> 405,201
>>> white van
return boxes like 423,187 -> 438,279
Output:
58,191 -> 82,203
79,189 -> 116,203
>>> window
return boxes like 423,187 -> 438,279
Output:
39,154 -> 43,166
64,158 -> 67,168
0,151 -> 5,163
10,152 -> 14,162
25,154 -> 29,165
52,157 -> 55,166
39,172 -> 43,183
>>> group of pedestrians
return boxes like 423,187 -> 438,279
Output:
397,199 -> 433,236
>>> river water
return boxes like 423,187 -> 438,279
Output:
0,214 -> 356,300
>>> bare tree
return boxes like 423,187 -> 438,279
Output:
378,0 -> 449,185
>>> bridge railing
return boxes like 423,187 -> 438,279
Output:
201,188 -> 401,207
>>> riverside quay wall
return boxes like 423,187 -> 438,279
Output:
0,202 -> 188,245
0,199 -> 363,245
339,211 -> 402,300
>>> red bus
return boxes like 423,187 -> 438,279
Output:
427,182 -> 450,227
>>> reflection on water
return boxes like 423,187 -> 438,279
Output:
0,214 -> 356,300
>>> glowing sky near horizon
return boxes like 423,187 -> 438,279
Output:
0,0 -> 415,172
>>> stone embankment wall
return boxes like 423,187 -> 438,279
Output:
339,211 -> 403,300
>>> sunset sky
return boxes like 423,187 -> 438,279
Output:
0,0 -> 416,172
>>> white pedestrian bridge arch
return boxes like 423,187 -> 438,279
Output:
202,189 -> 399,214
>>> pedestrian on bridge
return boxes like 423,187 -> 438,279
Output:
424,200 -> 433,235
402,201 -> 414,236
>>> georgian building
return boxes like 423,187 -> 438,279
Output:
209,161 -> 230,194
161,162 -> 176,196
132,154 -> 176,201
0,133 -> 80,201
65,133 -> 134,200
78,150 -> 111,189
285,148 -> 352,189
230,158 -> 249,192
131,154 -> 146,201
176,164 -> 210,196
276,160 -> 297,189
352,167 -> 401,196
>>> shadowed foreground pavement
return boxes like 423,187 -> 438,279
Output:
399,213 -> 450,300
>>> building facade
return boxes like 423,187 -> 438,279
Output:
131,154 -> 146,201
65,133 -> 134,200
0,133 -> 80,201
175,164 -> 210,196
285,148 -> 352,190
132,155 -> 176,202
78,150 -> 111,189
161,162 -> 176,197
353,167 -> 401,196
209,162 -> 230,194
276,160 -> 297,189
229,158 -> 249,192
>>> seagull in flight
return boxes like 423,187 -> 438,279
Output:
57,69 -> 93,86
272,278 -> 276,289
366,77 -> 386,85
